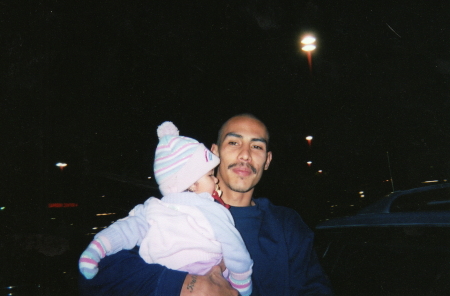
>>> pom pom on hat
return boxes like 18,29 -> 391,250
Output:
157,121 -> 179,139
154,121 -> 220,195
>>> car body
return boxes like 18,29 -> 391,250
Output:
315,183 -> 450,296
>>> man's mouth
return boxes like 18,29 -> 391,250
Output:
228,163 -> 257,176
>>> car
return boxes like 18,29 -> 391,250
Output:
315,183 -> 450,296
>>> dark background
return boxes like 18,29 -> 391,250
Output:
2,1 -> 450,294
3,0 -> 450,226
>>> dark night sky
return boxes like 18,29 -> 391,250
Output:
3,0 -> 450,224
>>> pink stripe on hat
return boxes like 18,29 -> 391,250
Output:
154,154 -> 191,175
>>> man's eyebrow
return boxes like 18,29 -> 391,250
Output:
223,132 -> 243,139
252,138 -> 268,145
223,132 -> 267,145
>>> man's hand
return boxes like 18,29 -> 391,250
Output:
180,266 -> 238,296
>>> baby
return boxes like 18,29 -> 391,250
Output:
79,121 -> 252,296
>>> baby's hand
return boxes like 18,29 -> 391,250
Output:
78,238 -> 107,279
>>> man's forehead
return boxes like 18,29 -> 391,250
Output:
223,132 -> 268,144
221,117 -> 269,141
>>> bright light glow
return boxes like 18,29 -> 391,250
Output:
96,213 -> 116,216
148,176 -> 152,179
422,180 -> 439,183
359,191 -> 364,194
307,161 -> 312,167
56,162 -> 68,171
301,35 -> 316,45
306,136 -> 313,147
0,207 -> 5,210
318,170 -> 323,173
302,44 -> 316,51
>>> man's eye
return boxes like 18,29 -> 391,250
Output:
252,145 -> 263,150
228,141 -> 238,145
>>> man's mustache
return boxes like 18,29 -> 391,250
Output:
227,163 -> 257,174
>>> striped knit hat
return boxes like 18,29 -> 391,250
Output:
154,121 -> 220,196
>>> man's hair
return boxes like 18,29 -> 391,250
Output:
216,113 -> 270,149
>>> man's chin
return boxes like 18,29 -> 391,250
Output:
228,184 -> 254,193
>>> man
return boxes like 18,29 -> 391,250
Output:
79,114 -> 333,296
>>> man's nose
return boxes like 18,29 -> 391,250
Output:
238,147 -> 251,161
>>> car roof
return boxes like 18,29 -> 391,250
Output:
316,183 -> 450,229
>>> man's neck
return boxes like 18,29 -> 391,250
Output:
221,187 -> 254,207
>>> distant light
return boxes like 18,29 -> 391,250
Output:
48,203 -> 78,208
422,180 -> 439,183
301,35 -> 316,45
0,207 -> 5,210
301,44 -> 316,52
96,213 -> 116,216
305,136 -> 313,141
148,176 -> 152,179
360,195 -> 365,198
307,161 -> 312,167
318,170 -> 323,173
350,205 -> 354,207
56,162 -> 68,171
359,191 -> 364,194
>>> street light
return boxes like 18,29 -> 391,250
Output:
307,161 -> 312,167
300,35 -> 316,74
56,162 -> 67,171
305,136 -> 313,148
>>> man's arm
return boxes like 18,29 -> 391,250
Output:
287,212 -> 334,295
181,266 -> 239,296
79,247 -> 238,296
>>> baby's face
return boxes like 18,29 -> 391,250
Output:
193,169 -> 218,195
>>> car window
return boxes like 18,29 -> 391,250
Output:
390,187 -> 450,212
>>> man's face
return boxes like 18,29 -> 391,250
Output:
212,116 -> 272,194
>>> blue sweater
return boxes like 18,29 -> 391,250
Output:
79,197 -> 333,296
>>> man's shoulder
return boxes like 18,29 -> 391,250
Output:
254,197 -> 297,213
253,197 -> 311,230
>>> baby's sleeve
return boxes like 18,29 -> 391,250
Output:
199,204 -> 253,296
94,198 -> 152,255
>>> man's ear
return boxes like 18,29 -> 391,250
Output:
211,144 -> 219,157
264,151 -> 272,170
